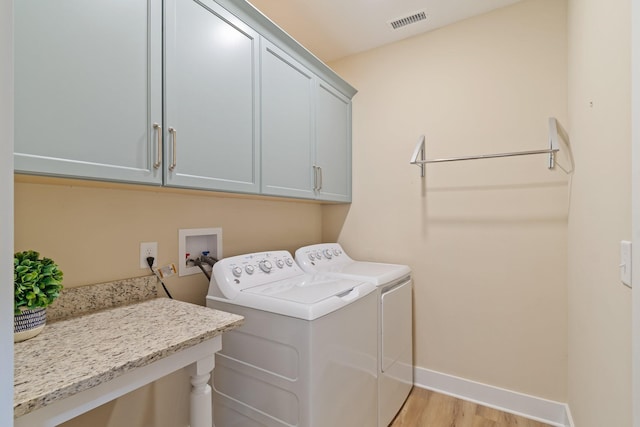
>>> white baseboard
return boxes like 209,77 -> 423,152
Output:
413,366 -> 574,427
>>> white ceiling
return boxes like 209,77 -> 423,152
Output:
247,0 -> 523,63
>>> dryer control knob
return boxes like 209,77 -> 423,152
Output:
308,253 -> 315,261
259,260 -> 273,273
323,249 -> 333,259
245,265 -> 255,275
332,249 -> 340,256
285,258 -> 294,266
276,259 -> 284,268
232,266 -> 242,277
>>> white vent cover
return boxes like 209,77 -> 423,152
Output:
388,11 -> 427,30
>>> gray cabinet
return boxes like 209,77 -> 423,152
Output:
15,0 -> 354,202
260,41 -> 353,202
14,0 -> 163,184
164,0 -> 260,193
315,81 -> 352,202
261,41 -> 315,199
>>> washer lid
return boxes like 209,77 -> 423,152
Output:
212,277 -> 376,320
208,250 -> 377,320
242,275 -> 360,304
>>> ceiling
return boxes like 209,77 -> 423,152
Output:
247,0 -> 523,63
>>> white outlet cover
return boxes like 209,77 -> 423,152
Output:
140,242 -> 158,269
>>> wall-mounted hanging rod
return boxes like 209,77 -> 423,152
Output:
410,117 -> 561,177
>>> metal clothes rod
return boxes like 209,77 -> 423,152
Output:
410,117 -> 561,177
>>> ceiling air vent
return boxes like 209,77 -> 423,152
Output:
388,11 -> 427,30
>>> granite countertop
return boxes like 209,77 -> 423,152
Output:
14,298 -> 244,418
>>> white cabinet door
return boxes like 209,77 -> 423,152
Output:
14,0 -> 162,184
315,81 -> 352,202
164,0 -> 260,193
260,40 -> 315,199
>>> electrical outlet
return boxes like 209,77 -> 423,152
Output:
140,242 -> 158,269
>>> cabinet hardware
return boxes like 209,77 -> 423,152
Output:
312,166 -> 323,192
312,165 -> 318,191
153,123 -> 162,169
169,127 -> 177,171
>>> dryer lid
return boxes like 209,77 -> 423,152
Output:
321,262 -> 411,286
295,243 -> 410,286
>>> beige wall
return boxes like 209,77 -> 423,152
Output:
15,177 -> 322,304
14,177 -> 323,427
326,0 -> 569,401
567,0 -> 632,425
18,0 -> 637,424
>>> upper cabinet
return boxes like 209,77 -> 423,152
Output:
14,0 -> 356,202
314,81 -> 352,202
261,41 -> 315,199
261,41 -> 353,202
14,0 -> 163,184
164,0 -> 260,193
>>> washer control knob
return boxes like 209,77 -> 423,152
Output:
232,266 -> 242,277
323,249 -> 333,259
308,253 -> 315,261
276,259 -> 284,268
259,260 -> 273,273
333,249 -> 340,256
315,251 -> 322,259
245,265 -> 255,275
285,258 -> 294,266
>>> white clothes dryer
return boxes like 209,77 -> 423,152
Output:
295,243 -> 413,427
206,250 -> 377,427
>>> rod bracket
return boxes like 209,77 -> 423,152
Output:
409,135 -> 426,177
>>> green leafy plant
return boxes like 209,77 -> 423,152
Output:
14,250 -> 63,315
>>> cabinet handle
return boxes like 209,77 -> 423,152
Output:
313,165 -> 318,191
318,166 -> 323,191
152,123 -> 162,169
168,127 -> 177,171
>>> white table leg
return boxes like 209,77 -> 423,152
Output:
188,355 -> 216,427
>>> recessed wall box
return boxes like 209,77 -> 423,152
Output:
179,227 -> 222,277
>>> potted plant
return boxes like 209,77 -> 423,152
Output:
14,250 -> 63,342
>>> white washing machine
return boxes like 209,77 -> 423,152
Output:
206,250 -> 378,427
295,243 -> 413,427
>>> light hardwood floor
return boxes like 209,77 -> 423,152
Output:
390,387 -> 553,427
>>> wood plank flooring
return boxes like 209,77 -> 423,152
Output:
390,387 -> 553,427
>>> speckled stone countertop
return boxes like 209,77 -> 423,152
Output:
14,298 -> 244,418
47,275 -> 159,322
